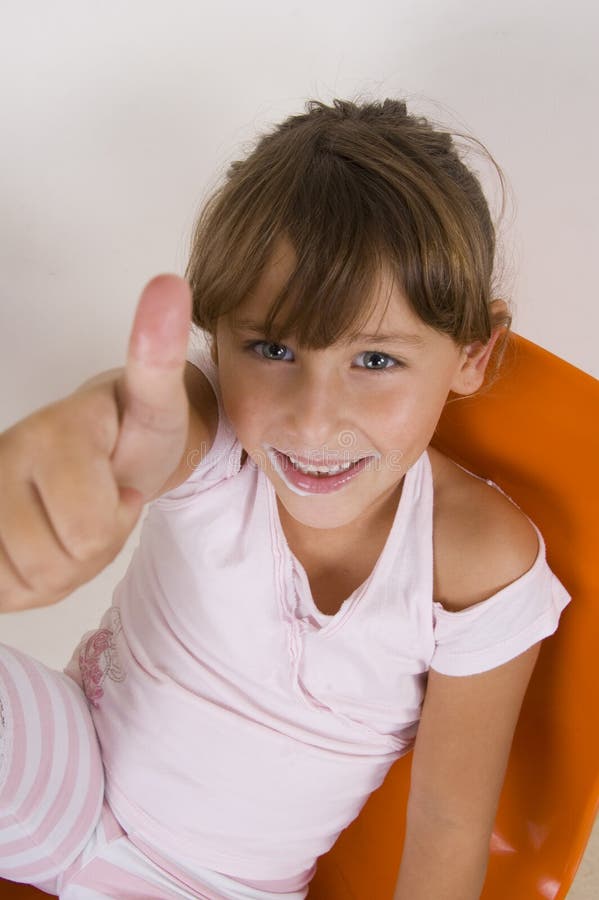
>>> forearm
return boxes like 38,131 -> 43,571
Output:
392,815 -> 489,900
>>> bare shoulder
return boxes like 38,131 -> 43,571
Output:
148,361 -> 219,500
428,445 -> 540,612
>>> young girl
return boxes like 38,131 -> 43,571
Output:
0,98 -> 571,900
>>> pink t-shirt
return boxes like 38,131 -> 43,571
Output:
65,331 -> 572,889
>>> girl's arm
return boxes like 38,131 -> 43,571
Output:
392,806 -> 490,900
392,641 -> 542,900
393,483 -> 543,899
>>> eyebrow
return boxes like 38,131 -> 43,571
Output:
232,320 -> 426,348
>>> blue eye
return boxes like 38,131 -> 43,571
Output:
243,341 -> 405,372
355,350 -> 403,371
246,340 -> 294,362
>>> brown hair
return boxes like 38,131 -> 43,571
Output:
185,97 -> 513,383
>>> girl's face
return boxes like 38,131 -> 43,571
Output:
213,238 -> 504,535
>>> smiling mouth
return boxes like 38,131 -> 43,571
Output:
264,446 -> 376,496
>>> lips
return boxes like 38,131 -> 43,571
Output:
268,447 -> 373,495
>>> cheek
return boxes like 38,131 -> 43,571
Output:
220,382 -> 264,439
372,381 -> 447,435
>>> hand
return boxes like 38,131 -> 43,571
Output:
0,274 -> 192,612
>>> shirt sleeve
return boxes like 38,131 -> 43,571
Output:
429,518 -> 572,676
151,330 -> 243,505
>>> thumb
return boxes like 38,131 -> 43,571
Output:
111,274 -> 192,498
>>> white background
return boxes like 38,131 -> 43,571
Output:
0,0 -> 596,664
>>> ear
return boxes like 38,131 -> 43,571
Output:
449,300 -> 510,396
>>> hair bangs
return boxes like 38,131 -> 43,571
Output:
186,97 -> 512,383
260,161 -> 400,348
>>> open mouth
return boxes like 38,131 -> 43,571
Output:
267,447 -> 374,494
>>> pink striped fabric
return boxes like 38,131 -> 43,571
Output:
58,802 -> 221,899
0,642 -> 104,889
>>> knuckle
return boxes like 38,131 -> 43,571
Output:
4,407 -> 64,469
0,579 -> 36,613
62,516 -> 113,560
1,417 -> 39,460
28,401 -> 65,437
18,556 -> 66,595
47,563 -> 78,596
20,394 -> 113,457
76,393 -> 119,451
103,532 -> 128,562
16,555 -> 46,588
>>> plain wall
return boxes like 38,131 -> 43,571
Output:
1,0 -> 597,669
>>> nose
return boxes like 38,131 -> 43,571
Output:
283,366 -> 345,449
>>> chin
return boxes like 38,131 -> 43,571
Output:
277,490 -> 371,530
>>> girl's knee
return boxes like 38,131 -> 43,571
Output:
0,643 -> 104,886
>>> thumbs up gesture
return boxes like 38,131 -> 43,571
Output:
0,275 -> 192,612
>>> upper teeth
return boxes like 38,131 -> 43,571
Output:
289,457 -> 356,475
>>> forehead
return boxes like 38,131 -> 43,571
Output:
234,237 -> 296,318
227,235 -> 429,342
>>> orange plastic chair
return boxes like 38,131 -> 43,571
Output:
1,332 -> 597,899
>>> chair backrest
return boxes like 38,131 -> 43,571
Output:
309,332 -> 599,899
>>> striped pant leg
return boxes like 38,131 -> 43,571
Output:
0,642 -> 104,892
